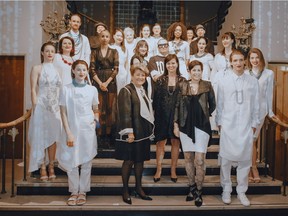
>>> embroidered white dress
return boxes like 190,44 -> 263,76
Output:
169,40 -> 190,80
28,63 -> 62,172
57,83 -> 99,172
53,53 -> 73,86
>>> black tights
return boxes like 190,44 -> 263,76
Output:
121,160 -> 146,197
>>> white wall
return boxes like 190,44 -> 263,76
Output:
0,0 -> 68,110
0,1 -> 43,110
252,0 -> 288,62
217,0 -> 288,62
216,0 -> 251,54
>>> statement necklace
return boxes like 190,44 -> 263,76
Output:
72,79 -> 87,87
61,55 -> 73,66
249,69 -> 263,80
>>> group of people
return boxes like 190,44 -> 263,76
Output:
28,13 -> 277,207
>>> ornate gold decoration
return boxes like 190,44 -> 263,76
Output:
231,17 -> 256,55
40,11 -> 70,43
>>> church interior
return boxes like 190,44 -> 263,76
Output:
0,0 -> 288,215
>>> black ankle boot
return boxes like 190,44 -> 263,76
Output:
194,189 -> 203,207
186,183 -> 197,201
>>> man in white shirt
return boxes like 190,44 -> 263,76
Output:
216,50 -> 260,207
60,14 -> 91,66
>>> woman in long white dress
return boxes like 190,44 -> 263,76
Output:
190,37 -> 214,81
167,22 -> 190,80
54,36 -> 75,86
58,60 -> 99,206
28,42 -> 62,181
110,28 -> 129,94
245,48 -> 278,183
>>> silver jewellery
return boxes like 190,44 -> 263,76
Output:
236,89 -> 244,104
234,77 -> 245,104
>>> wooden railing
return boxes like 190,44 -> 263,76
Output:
0,109 -> 31,197
263,116 -> 288,196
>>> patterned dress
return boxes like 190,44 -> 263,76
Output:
28,63 -> 62,172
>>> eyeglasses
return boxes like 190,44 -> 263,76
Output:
158,43 -> 169,48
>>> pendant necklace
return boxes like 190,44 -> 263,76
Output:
233,76 -> 245,104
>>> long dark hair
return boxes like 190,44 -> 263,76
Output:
163,54 -> 181,76
221,32 -> 236,55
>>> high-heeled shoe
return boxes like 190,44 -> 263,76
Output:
40,164 -> 48,181
194,189 -> 203,207
133,190 -> 152,201
171,177 -> 178,183
122,193 -> 132,205
48,162 -> 56,180
186,183 -> 197,201
153,177 -> 160,183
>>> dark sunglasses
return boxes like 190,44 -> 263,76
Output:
158,43 -> 169,48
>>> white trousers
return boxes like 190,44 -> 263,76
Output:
220,157 -> 251,194
67,160 -> 92,195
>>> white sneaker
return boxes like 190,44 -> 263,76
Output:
222,192 -> 231,204
237,193 -> 250,207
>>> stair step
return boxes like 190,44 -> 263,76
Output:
97,144 -> 220,159
16,175 -> 282,196
33,158 -> 267,177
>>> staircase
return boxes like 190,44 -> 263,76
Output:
16,135 -> 282,197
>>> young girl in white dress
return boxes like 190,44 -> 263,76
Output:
110,28 -> 129,93
58,60 -> 99,206
28,42 -> 62,181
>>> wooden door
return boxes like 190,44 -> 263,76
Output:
0,55 -> 25,159
268,62 -> 288,181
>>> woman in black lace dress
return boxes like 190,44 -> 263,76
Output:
90,30 -> 119,147
153,54 -> 186,183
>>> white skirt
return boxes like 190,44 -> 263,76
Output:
180,127 -> 209,153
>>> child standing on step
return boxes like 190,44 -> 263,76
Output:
57,60 -> 99,206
